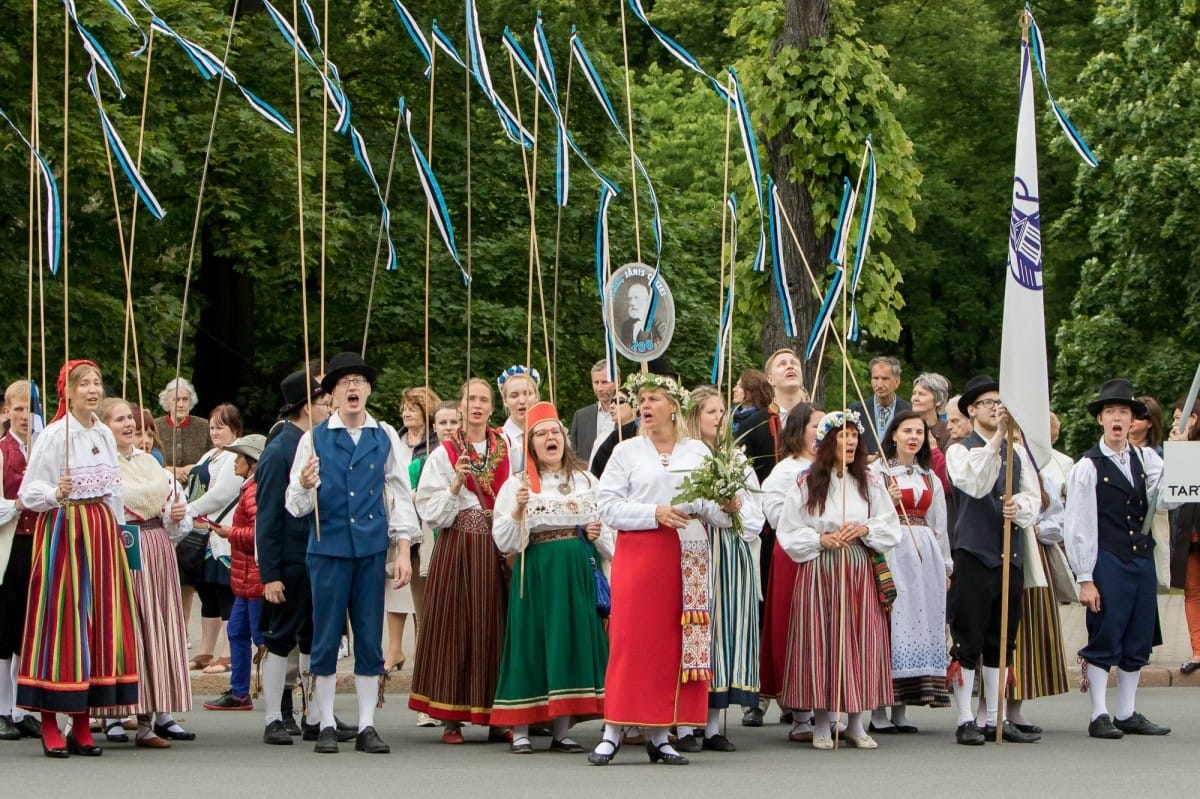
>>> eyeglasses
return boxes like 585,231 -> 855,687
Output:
336,377 -> 367,388
609,397 -> 629,406
973,398 -> 1003,409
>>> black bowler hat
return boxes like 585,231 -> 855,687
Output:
320,351 -> 378,395
958,374 -> 1000,416
279,370 -> 323,414
1086,378 -> 1147,417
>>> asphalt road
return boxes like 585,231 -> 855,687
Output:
3,689 -> 1195,798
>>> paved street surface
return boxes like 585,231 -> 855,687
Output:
3,689 -> 1197,798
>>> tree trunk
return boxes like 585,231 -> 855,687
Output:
761,0 -> 832,406
193,222 -> 256,417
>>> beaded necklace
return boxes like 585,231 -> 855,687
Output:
455,426 -> 507,498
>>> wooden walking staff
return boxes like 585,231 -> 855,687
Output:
993,421 -> 1017,744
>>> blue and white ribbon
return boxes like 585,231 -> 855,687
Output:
847,138 -> 877,341
626,0 -> 728,101
1026,6 -> 1098,168
710,194 -> 738,383
431,21 -> 468,71
0,107 -> 63,274
729,69 -> 766,274
399,97 -> 467,284
804,266 -> 844,361
465,0 -> 533,149
391,0 -> 433,78
533,14 -> 569,207
828,177 -> 854,265
767,179 -> 799,338
596,181 -> 620,379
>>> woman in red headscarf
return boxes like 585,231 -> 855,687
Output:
16,361 -> 139,757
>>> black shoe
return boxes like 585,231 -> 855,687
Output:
741,707 -> 764,727
0,715 -> 20,741
549,738 -> 585,753
104,722 -> 130,743
779,710 -> 794,724
868,722 -> 900,735
314,726 -> 339,753
673,732 -> 702,753
980,721 -> 1040,743
955,721 -> 985,746
1113,711 -> 1170,736
283,713 -> 302,736
1011,721 -> 1042,735
303,717 -> 356,742
153,722 -> 195,741
65,734 -> 103,756
588,738 -> 620,766
355,726 -> 390,754
42,739 -> 69,758
1087,714 -> 1124,740
646,741 -> 688,765
263,719 -> 294,746
702,733 -> 736,752
13,715 -> 43,739
1180,661 -> 1200,675
203,692 -> 253,711
509,736 -> 533,754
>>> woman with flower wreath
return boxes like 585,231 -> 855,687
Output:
672,386 -> 764,755
775,410 -> 900,750
410,378 -> 512,744
588,373 -> 740,767
498,366 -> 540,473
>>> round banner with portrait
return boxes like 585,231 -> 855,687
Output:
604,263 -> 676,363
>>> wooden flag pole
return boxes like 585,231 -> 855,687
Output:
994,422 -> 1017,743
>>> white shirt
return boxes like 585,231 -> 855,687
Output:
760,456 -> 813,530
503,418 -> 526,473
945,432 -> 1040,529
871,461 -> 952,575
776,470 -> 900,565
18,413 -> 124,524
1063,440 -> 1177,583
285,412 -> 420,541
596,436 -> 732,531
492,469 -> 613,556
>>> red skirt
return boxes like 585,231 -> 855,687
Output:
603,526 -> 707,728
759,540 -> 799,700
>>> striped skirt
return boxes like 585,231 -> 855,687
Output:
108,523 -> 191,715
708,526 -> 759,709
781,543 -> 892,713
1011,542 -> 1070,700
17,503 -> 140,714
408,509 -> 508,725
489,536 -> 608,726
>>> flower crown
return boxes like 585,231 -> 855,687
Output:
814,409 -> 864,444
623,372 -> 691,412
497,364 -> 542,391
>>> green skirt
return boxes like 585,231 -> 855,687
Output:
489,535 -> 608,726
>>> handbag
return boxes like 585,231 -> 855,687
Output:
576,526 -> 611,618
174,529 -> 209,583
870,549 -> 897,609
1044,542 -> 1079,604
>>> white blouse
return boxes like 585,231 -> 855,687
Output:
492,469 -> 613,555
416,436 -> 509,530
760,455 -> 813,530
776,470 -> 900,565
871,461 -> 952,576
596,436 -> 732,532
19,414 -> 124,524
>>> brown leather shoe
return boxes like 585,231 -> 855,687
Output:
135,734 -> 172,749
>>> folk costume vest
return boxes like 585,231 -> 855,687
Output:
307,422 -> 389,558
952,431 -> 1023,569
1084,444 -> 1152,562
0,433 -> 38,535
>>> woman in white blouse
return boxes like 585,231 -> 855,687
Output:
488,402 -> 609,754
589,374 -> 739,767
776,410 -> 900,750
498,367 -> 539,473
16,361 -> 138,757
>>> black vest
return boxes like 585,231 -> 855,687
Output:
1084,444 -> 1152,562
952,431 -> 1023,569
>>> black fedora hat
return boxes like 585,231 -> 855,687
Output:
958,374 -> 1000,416
1086,378 -> 1147,417
320,351 -> 378,395
279,370 -> 323,414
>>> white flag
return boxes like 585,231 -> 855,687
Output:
1000,36 -> 1053,471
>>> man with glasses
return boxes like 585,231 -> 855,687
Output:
569,360 -> 617,469
589,387 -> 638,479
287,352 -> 420,755
944,375 -> 1041,745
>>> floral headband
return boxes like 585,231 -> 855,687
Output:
814,409 -> 864,444
496,364 -> 542,391
623,372 -> 691,413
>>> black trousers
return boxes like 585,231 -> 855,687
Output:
0,535 -> 33,659
948,549 -> 1024,671
259,562 -> 313,658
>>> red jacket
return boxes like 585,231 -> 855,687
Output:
227,476 -> 263,600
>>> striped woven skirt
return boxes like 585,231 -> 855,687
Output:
1011,542 -> 1070,700
781,543 -> 892,713
408,509 -> 508,725
17,503 -> 140,714
489,535 -> 608,726
759,540 -> 799,700
107,523 -> 191,715
708,526 -> 759,710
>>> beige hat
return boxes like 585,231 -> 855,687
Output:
225,434 -> 267,462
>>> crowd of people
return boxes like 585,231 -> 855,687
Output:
0,350 -> 1197,762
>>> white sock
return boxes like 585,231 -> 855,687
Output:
314,675 -> 336,730
298,652 -> 311,675
593,723 -> 621,753
676,724 -> 693,738
1115,668 -> 1140,721
261,653 -> 288,724
890,704 -> 907,727
354,675 -> 377,732
1086,664 -> 1110,721
1007,699 -> 1025,726
512,724 -> 529,743
952,667 -> 976,725
0,658 -> 12,716
704,708 -> 721,738
871,707 -> 891,728
8,658 -> 23,721
648,727 -> 670,747
551,716 -> 570,740
811,709 -> 831,739
847,711 -> 867,739
154,712 -> 181,732
981,666 -> 1000,727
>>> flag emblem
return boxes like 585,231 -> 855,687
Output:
1008,176 -> 1042,290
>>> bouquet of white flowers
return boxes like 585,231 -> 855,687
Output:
672,425 -> 755,536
